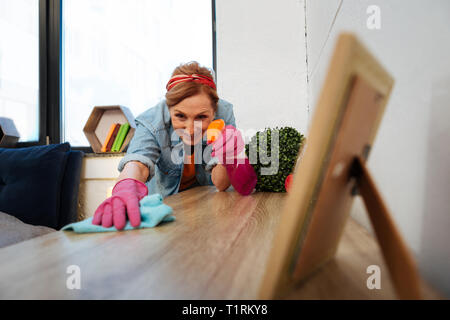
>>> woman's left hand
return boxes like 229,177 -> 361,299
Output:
211,125 -> 246,164
211,125 -> 257,195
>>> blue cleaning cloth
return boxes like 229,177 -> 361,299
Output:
61,194 -> 175,233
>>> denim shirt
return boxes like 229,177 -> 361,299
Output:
118,98 -> 236,198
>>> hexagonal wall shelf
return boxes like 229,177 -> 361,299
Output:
83,105 -> 136,153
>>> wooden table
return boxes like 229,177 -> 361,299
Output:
0,186 -> 440,299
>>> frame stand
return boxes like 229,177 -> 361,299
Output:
351,156 -> 422,299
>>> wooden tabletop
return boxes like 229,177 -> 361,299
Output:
0,186 -> 441,299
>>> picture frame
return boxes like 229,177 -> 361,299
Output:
259,33 -> 422,300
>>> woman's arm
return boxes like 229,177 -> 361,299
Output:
117,161 -> 150,184
211,164 -> 231,191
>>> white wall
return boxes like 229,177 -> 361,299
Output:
305,0 -> 450,296
215,0 -> 309,137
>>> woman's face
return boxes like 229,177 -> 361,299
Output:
169,92 -> 215,145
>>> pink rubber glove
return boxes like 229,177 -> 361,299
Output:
211,125 -> 257,195
211,125 -> 245,164
92,178 -> 148,230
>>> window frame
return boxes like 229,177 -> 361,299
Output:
16,0 -> 217,153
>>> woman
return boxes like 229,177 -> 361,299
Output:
93,61 -> 256,230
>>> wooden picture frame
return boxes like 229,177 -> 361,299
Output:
259,33 -> 422,299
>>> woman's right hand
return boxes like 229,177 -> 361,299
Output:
92,178 -> 148,230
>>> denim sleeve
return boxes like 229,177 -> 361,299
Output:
224,103 -> 237,128
118,119 -> 161,178
205,153 -> 219,173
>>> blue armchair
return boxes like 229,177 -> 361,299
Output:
0,143 -> 84,230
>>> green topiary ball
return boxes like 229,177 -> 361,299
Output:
245,127 -> 305,192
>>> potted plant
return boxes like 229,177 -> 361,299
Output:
245,127 -> 305,192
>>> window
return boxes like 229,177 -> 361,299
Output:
0,0 -> 214,148
62,0 -> 214,147
0,0 -> 40,142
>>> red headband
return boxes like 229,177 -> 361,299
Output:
166,74 -> 216,91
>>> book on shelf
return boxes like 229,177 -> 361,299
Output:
111,122 -> 131,152
101,123 -> 121,153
